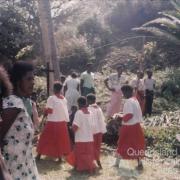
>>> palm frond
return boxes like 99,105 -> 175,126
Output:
133,27 -> 180,45
142,17 -> 179,31
159,12 -> 180,25
171,0 -> 180,12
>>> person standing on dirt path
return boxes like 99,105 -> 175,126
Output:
104,65 -> 128,119
115,85 -> 145,170
36,82 -> 71,162
144,69 -> 155,117
80,63 -> 95,96
131,71 -> 145,115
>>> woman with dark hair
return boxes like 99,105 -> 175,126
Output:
36,82 -> 71,161
104,65 -> 128,119
0,62 -> 39,180
64,72 -> 80,113
0,66 -> 13,180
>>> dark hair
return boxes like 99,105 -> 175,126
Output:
121,85 -> 133,98
0,66 -> 12,98
86,63 -> 93,67
87,93 -> 96,104
53,81 -> 63,93
71,72 -> 77,78
77,96 -> 87,107
146,69 -> 152,74
10,61 -> 34,90
116,65 -> 123,70
60,75 -> 66,80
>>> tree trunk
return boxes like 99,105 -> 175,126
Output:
38,0 -> 60,94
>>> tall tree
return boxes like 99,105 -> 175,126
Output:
38,0 -> 60,94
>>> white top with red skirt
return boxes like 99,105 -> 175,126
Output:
88,104 -> 107,134
122,97 -> 143,126
73,110 -> 94,142
46,95 -> 69,122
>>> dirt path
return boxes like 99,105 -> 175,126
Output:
37,153 -> 180,180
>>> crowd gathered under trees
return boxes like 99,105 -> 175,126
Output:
0,60 -> 157,179
0,0 -> 179,179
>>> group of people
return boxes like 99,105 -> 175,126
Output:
0,61 -> 155,179
105,65 -> 155,118
36,82 -> 106,173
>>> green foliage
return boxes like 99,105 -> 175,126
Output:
55,27 -> 94,73
133,0 -> 180,45
161,69 -> 180,100
0,0 -> 40,61
145,127 -> 180,157
0,6 -> 27,59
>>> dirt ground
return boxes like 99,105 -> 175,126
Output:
37,152 -> 180,180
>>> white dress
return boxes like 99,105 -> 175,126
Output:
65,78 -> 80,112
2,95 -> 39,180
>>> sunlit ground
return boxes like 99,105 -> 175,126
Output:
36,151 -> 180,180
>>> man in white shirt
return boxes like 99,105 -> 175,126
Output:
80,63 -> 95,96
144,70 -> 155,116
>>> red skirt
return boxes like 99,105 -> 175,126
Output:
66,142 -> 96,172
37,121 -> 71,158
117,123 -> 145,159
93,133 -> 103,161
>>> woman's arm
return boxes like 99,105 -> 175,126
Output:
122,113 -> 133,122
104,78 -> 115,91
0,108 -> 20,146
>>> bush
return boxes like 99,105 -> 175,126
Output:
161,69 -> 180,100
145,126 -> 180,157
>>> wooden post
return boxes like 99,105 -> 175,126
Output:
47,62 -> 50,96
139,36 -> 145,72
38,0 -> 60,95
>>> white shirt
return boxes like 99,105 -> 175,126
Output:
88,104 -> 107,134
65,78 -> 80,92
46,95 -> 69,122
131,78 -> 145,91
144,78 -> 155,91
80,71 -> 95,88
122,97 -> 143,125
73,110 -> 94,142
108,73 -> 127,91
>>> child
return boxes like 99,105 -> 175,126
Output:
87,94 -> 106,169
131,71 -> 145,115
144,70 -> 155,116
36,82 -> 71,161
116,85 -> 145,170
72,96 -> 96,172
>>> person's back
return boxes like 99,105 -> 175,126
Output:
74,109 -> 94,143
87,94 -> 106,168
116,85 -> 145,170
66,78 -> 79,91
46,95 -> 69,122
88,104 -> 106,134
122,97 -> 143,126
71,96 -> 96,173
37,82 -> 71,161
